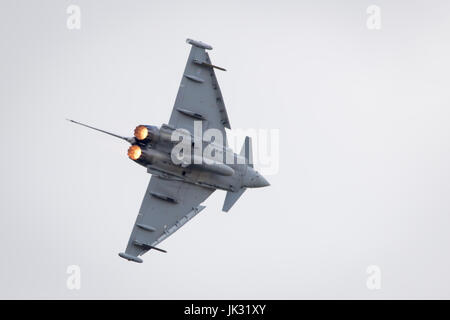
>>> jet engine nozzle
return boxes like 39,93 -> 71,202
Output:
133,125 -> 161,143
128,145 -> 142,160
128,146 -> 169,164
134,125 -> 149,140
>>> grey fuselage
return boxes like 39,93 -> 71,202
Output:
130,124 -> 268,191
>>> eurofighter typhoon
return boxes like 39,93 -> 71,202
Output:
69,39 -> 269,263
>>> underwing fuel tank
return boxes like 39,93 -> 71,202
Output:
191,155 -> 235,176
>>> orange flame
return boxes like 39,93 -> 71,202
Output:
134,125 -> 148,140
128,145 -> 142,160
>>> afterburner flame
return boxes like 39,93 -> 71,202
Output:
128,145 -> 142,160
134,125 -> 148,140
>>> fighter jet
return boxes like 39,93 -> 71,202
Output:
69,39 -> 269,263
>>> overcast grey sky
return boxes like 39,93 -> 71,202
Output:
1,0 -> 449,299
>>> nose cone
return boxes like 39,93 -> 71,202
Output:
254,175 -> 270,188
244,170 -> 270,188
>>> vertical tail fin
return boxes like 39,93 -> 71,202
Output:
239,136 -> 253,168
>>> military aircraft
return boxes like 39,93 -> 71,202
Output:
69,39 -> 269,263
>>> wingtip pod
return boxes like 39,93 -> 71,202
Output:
186,38 -> 213,50
118,252 -> 143,263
